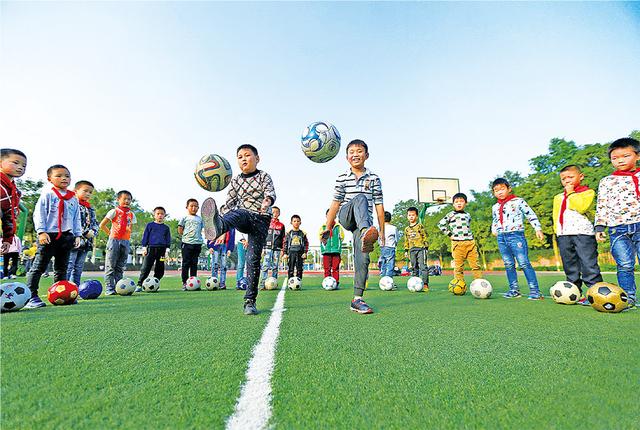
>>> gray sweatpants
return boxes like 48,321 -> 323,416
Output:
339,194 -> 372,296
409,247 -> 429,285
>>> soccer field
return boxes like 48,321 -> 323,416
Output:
1,273 -> 639,429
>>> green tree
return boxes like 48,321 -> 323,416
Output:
14,178 -> 44,243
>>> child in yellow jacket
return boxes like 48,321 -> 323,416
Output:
404,206 -> 429,286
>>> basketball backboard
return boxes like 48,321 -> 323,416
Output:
417,177 -> 460,204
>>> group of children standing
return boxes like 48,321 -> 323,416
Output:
1,136 -> 639,314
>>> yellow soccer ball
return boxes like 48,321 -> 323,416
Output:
587,282 -> 628,313
449,278 -> 467,296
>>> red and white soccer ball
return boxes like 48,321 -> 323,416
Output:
186,276 -> 201,291
47,281 -> 79,305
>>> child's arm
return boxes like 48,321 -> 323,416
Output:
283,231 -> 290,255
491,205 -> 499,236
99,217 -> 111,236
375,204 -> 385,246
72,202 -> 82,248
566,189 -> 595,214
87,207 -> 98,239
403,226 -> 409,255
303,231 -> 309,257
594,178 -> 609,242
260,173 -> 276,213
437,213 -> 451,236
33,194 -> 51,245
164,224 -> 172,248
419,223 -> 428,248
177,217 -> 185,236
520,200 -> 544,241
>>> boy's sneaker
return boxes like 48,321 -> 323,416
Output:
577,297 -> 590,306
201,197 -> 223,241
360,226 -> 379,253
350,298 -> 374,314
134,286 -> 143,293
181,284 -> 187,291
527,292 -> 544,300
219,284 -> 226,290
503,290 -> 522,299
105,289 -> 116,296
10,274 -> 17,279
320,230 -> 331,245
243,299 -> 258,315
24,296 -> 46,309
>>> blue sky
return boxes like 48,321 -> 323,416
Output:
1,1 -> 639,245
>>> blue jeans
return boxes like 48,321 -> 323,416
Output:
67,248 -> 89,286
237,243 -> 247,280
497,231 -> 539,293
104,238 -> 130,292
609,222 -> 640,301
211,248 -> 228,285
380,246 -> 396,277
260,248 -> 281,286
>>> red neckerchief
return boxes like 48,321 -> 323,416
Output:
559,185 -> 590,227
497,194 -> 517,226
78,199 -> 91,208
0,172 -> 20,239
51,187 -> 76,239
117,206 -> 131,234
612,169 -> 640,199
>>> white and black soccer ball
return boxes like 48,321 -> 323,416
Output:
379,276 -> 395,291
322,276 -> 338,291
115,278 -> 136,296
407,276 -> 424,292
264,276 -> 279,290
205,276 -> 220,291
550,281 -> 580,305
142,277 -> 160,292
1,282 -> 31,312
470,279 -> 493,299
185,276 -> 201,291
288,277 -> 301,290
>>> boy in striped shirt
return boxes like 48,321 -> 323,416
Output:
322,139 -> 384,314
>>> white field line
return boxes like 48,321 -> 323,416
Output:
226,284 -> 287,430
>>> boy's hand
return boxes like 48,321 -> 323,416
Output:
535,230 -> 545,241
260,198 -> 271,213
74,237 -> 82,248
215,237 -> 224,245
302,253 -> 307,259
38,232 -> 51,245
208,248 -> 213,254
226,250 -> 231,257
85,230 -> 95,239
142,247 -> 148,256
564,183 -> 575,194
596,232 -> 607,242
1,242 -> 9,253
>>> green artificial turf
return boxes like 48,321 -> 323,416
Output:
2,273 -> 639,429
1,276 -> 277,429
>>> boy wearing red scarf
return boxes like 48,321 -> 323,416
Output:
595,137 -> 640,310
25,164 -> 82,309
100,190 -> 136,295
491,178 -> 545,300
67,180 -> 98,286
552,165 -> 602,304
1,148 -> 27,254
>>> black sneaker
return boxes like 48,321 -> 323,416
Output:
201,197 -> 223,241
243,299 -> 258,315
350,298 -> 374,314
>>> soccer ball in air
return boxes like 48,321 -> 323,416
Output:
142,277 -> 160,292
322,276 -> 338,290
470,279 -> 492,299
78,279 -> 103,299
449,279 -> 467,296
1,282 -> 31,312
288,277 -> 302,290
47,281 -> 79,305
194,154 -> 232,192
115,278 -> 136,296
587,282 -> 628,313
205,276 -> 220,291
264,277 -> 279,290
185,276 -> 201,291
301,122 -> 341,163
549,281 -> 580,305
379,276 -> 395,291
407,277 -> 424,292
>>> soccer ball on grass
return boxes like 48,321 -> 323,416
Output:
115,278 -> 136,296
449,279 -> 467,296
1,282 -> 31,312
379,276 -> 395,291
469,279 -> 492,299
587,282 -> 628,313
549,281 -> 580,305
407,277 -> 424,292
322,276 -> 338,290
288,277 -> 301,290
142,277 -> 160,292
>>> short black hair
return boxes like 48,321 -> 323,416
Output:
1,149 -> 27,160
559,164 -> 582,173
452,192 -> 467,203
237,144 -> 258,156
153,206 -> 166,213
346,139 -> 368,155
117,190 -> 132,199
272,206 -> 280,212
407,206 -> 418,215
492,178 -> 510,189
47,164 -> 69,177
608,137 -> 640,157
291,214 -> 301,222
384,211 -> 391,222
74,180 -> 94,189
186,198 -> 198,207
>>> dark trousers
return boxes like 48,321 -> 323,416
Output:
219,209 -> 270,302
287,251 -> 304,279
322,253 -> 340,282
409,247 -> 429,285
557,234 -> 603,291
26,232 -> 74,297
3,252 -> 19,276
138,246 -> 167,285
338,194 -> 372,297
181,243 -> 201,283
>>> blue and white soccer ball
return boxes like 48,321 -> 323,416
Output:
322,276 -> 338,291
301,121 -> 341,163
1,282 -> 31,312
115,278 -> 136,296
